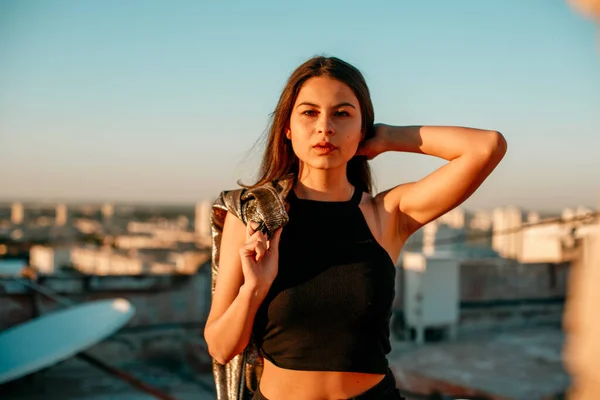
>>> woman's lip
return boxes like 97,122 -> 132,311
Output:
313,143 -> 336,149
313,145 -> 336,155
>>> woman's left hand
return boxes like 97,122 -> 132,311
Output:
355,123 -> 389,160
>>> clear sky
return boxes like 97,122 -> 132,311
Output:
0,0 -> 598,211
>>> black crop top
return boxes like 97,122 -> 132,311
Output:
252,187 -> 396,374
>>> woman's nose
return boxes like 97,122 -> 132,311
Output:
317,115 -> 335,135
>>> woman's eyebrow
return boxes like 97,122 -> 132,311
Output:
295,102 -> 356,109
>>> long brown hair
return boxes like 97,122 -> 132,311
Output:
240,56 -> 376,194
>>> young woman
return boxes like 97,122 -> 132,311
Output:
204,56 -> 507,400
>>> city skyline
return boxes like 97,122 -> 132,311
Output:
1,1 -> 599,211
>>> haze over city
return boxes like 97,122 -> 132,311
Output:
1,0 -> 599,212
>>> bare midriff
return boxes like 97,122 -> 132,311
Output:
258,359 -> 386,400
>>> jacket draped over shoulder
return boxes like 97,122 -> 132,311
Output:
210,175 -> 293,400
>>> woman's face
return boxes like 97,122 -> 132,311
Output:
287,76 -> 363,172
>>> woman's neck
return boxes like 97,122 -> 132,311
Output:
294,166 -> 354,202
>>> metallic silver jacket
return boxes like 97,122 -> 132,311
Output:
210,175 -> 294,400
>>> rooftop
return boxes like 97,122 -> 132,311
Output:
0,326 -> 568,400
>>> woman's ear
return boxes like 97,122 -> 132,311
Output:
286,129 -> 291,140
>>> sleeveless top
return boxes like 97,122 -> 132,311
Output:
252,187 -> 396,374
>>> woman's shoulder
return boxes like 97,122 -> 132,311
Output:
217,174 -> 294,203
213,178 -> 292,236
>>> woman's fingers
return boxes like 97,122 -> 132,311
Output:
243,221 -> 268,261
240,241 -> 265,259
246,221 -> 259,241
254,240 -> 267,261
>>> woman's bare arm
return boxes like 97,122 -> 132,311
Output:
203,212 -> 269,365
371,125 -> 507,237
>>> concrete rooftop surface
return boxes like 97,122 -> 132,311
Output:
389,326 -> 569,400
0,357 -> 216,400
0,325 -> 568,400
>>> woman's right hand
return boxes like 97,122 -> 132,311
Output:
239,221 -> 282,291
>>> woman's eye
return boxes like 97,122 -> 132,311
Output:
301,110 -> 349,116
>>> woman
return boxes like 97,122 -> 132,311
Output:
204,56 -> 507,400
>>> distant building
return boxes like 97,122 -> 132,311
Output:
30,245 -> 72,275
11,203 -> 24,225
177,215 -> 189,229
519,206 -> 597,264
576,206 -> 594,218
68,246 -> 209,275
74,218 -> 102,234
492,206 -> 523,259
470,210 -> 493,231
154,228 -> 196,243
195,201 -> 212,239
527,211 -> 540,224
418,220 -> 468,257
438,207 -> 465,229
128,220 -> 183,234
422,221 -> 437,256
55,204 -> 68,226
115,235 -> 174,250
561,206 -> 592,223
101,203 -> 114,220
519,223 -> 569,264
71,247 -> 144,275
126,220 -> 201,247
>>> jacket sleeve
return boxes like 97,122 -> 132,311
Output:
210,189 -> 247,400
209,185 -> 290,399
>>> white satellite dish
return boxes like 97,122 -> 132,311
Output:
0,259 -> 27,277
0,298 -> 135,384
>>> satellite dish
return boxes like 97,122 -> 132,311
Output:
0,259 -> 27,277
0,298 -> 135,384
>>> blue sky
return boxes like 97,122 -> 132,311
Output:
0,0 -> 598,211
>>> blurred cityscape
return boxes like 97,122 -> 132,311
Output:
0,198 -> 598,399
0,200 -> 215,399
